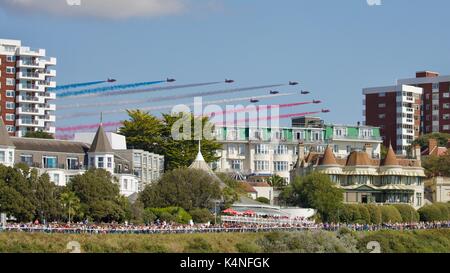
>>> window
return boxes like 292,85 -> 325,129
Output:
443,103 -> 450,109
43,156 -> 58,169
6,126 -> 15,132
6,56 -> 15,62
238,144 -> 246,155
432,83 -> 439,90
6,78 -> 14,86
443,114 -> 450,120
228,144 -> 237,155
67,158 -> 79,170
255,144 -> 269,154
231,160 -> 242,170
6,67 -> 15,74
254,161 -> 269,171
443,125 -> 450,131
123,179 -> 128,190
6,102 -> 15,110
346,145 -> 352,153
0,151 -> 5,163
416,192 -> 422,207
5,114 -> 14,121
378,92 -> 386,97
378,103 -> 386,108
273,161 -> 288,172
443,92 -> 450,98
333,145 -> 339,153
274,145 -> 288,155
133,153 -> 141,165
378,114 -> 386,119
21,154 -> 33,166
107,157 -> 112,168
89,157 -> 95,168
6,90 -> 15,98
98,157 -> 104,168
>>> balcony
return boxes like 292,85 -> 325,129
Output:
17,95 -> 45,104
40,57 -> 57,66
41,92 -> 56,100
43,115 -> 56,122
41,81 -> 56,88
16,107 -> 45,116
16,83 -> 45,92
44,126 -> 56,134
16,71 -> 44,81
16,119 -> 45,127
44,104 -> 56,111
43,69 -> 56,77
17,59 -> 45,69
18,47 -> 45,57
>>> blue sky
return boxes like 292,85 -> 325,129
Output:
1,0 -> 450,131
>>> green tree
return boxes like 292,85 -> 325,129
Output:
392,204 -> 419,223
418,205 -> 444,222
266,175 -> 287,190
280,173 -> 344,222
67,169 -> 128,222
190,208 -> 214,224
422,155 -> 450,177
24,130 -> 54,139
380,206 -> 403,223
119,111 -> 222,170
411,132 -> 450,150
139,168 -> 222,211
365,204 -> 382,224
256,197 -> 270,204
60,191 -> 81,223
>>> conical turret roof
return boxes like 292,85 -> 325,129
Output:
319,145 -> 338,166
89,125 -> 113,153
382,144 -> 399,166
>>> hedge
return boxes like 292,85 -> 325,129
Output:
392,204 -> 420,223
379,206 -> 403,223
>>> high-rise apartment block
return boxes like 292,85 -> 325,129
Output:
363,84 -> 422,155
0,39 -> 57,137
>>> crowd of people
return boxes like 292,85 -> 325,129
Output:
1,218 -> 450,234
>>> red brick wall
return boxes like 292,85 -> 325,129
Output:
0,54 -> 17,136
365,92 -> 397,149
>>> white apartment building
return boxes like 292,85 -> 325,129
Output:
0,39 -> 57,137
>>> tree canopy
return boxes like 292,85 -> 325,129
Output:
119,110 -> 222,170
279,172 -> 343,222
138,168 -> 222,211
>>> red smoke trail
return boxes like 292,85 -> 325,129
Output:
205,101 -> 316,117
214,111 -> 322,126
57,110 -> 323,133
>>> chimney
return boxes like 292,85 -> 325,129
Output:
414,144 -> 421,160
298,142 -> 305,162
428,138 -> 438,156
364,144 -> 373,158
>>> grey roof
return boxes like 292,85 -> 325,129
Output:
89,125 -> 113,153
12,137 -> 89,154
0,119 -> 14,147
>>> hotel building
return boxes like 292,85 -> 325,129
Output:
212,123 -> 382,183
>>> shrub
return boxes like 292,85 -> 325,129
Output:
365,204 -> 382,224
147,207 -> 192,224
255,197 -> 270,204
142,209 -> 156,224
418,205 -> 444,222
357,205 -> 371,224
380,206 -> 403,223
392,204 -> 419,223
235,242 -> 262,253
433,203 -> 450,220
190,208 -> 214,224
184,238 -> 213,253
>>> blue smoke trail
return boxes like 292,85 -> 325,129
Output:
57,83 -> 282,109
57,92 -> 295,119
52,80 -> 107,91
57,80 -> 165,98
